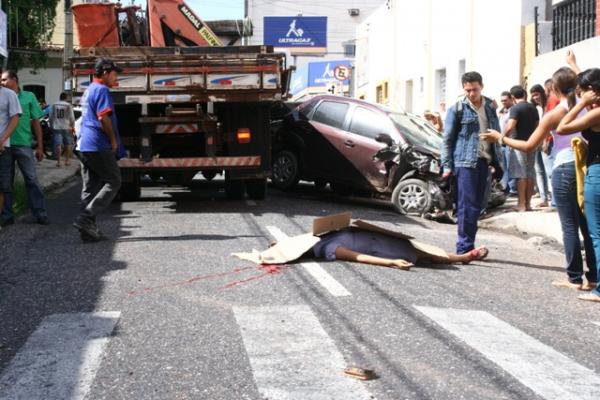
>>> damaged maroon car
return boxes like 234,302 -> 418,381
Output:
271,95 -> 445,214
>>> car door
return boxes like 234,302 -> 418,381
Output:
340,106 -> 397,190
303,100 -> 352,181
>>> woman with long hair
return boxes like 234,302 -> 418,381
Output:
556,68 -> 600,302
481,67 -> 597,292
530,84 -> 552,208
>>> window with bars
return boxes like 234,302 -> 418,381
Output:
552,0 -> 597,50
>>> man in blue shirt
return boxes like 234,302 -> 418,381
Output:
73,58 -> 124,242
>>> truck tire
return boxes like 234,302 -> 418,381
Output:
225,174 -> 245,200
246,178 -> 267,200
271,150 -> 300,189
391,179 -> 432,215
118,173 -> 141,202
202,171 -> 218,181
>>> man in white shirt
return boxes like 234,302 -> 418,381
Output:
49,92 -> 76,167
0,70 -> 23,228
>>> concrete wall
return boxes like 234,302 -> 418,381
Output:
355,0 -> 523,114
354,4 -> 393,105
530,36 -> 600,86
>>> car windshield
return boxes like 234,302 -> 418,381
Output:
388,112 -> 443,153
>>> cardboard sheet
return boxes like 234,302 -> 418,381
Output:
232,213 -> 449,264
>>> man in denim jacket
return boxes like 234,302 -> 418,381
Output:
442,71 -> 502,255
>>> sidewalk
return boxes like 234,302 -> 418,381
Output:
479,197 -> 563,245
33,158 -> 80,193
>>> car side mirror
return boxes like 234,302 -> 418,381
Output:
375,133 -> 394,146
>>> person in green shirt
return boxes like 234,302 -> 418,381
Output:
0,70 -> 49,225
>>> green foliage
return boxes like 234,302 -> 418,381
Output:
1,0 -> 60,70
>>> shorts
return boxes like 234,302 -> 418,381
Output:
53,129 -> 74,147
0,149 -> 12,192
509,148 -> 536,179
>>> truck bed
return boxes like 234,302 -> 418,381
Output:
69,45 -> 289,103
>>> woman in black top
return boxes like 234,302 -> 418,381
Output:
557,68 -> 600,303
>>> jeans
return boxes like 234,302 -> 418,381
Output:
535,150 -> 550,201
1,146 -> 47,221
455,158 -> 488,254
552,162 -> 597,284
501,146 -> 517,193
78,151 -> 122,221
583,164 -> 600,295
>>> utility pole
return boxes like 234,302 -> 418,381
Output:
63,0 -> 73,94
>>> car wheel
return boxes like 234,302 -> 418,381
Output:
391,179 -> 432,215
271,150 -> 300,189
246,178 -> 267,200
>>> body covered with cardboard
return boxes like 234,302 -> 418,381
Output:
233,212 -> 449,265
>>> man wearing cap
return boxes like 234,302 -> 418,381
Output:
73,58 -> 125,241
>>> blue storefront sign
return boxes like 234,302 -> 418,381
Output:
307,60 -> 351,86
264,16 -> 327,48
290,60 -> 351,96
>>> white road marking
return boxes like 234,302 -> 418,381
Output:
266,225 -> 351,296
245,200 -> 257,206
0,312 -> 120,400
234,305 -> 372,400
415,306 -> 600,400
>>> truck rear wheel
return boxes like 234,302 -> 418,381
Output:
246,178 -> 267,200
225,173 -> 245,200
118,173 -> 141,202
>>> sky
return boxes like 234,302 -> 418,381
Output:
129,0 -> 245,21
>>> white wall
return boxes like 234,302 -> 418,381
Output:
19,66 -> 63,104
386,0 -> 522,114
355,4 -> 393,104
247,0 -> 383,70
531,36 -> 600,86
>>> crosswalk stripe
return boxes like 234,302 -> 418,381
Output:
0,312 -> 120,400
234,305 -> 372,400
266,225 -> 351,296
415,306 -> 600,400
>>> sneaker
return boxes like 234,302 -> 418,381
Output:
581,282 -> 598,291
36,216 -> 50,225
73,217 -> 104,241
80,230 -> 107,243
551,279 -> 582,290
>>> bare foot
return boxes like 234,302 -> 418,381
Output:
463,246 -> 489,264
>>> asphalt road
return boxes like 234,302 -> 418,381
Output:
1,178 -> 599,400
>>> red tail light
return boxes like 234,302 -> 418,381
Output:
237,128 -> 251,144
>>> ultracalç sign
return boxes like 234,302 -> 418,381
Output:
263,16 -> 327,49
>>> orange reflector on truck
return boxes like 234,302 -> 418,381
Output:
237,128 -> 251,144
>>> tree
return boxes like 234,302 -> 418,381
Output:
1,0 -> 60,70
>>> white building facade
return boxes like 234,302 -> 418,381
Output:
356,0 -> 549,115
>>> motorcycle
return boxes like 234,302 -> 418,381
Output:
373,134 -> 453,216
